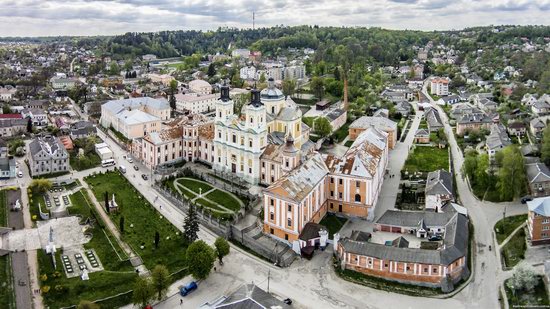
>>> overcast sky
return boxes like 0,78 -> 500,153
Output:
1,0 -> 550,37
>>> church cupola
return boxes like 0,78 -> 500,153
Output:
220,83 -> 230,101
282,135 -> 300,171
249,87 -> 262,107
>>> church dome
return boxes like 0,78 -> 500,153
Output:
260,78 -> 284,100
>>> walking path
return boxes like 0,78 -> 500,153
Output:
499,222 -> 527,249
172,178 -> 240,214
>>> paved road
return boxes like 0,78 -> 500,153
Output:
11,251 -> 32,309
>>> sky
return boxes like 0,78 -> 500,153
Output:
1,0 -> 550,37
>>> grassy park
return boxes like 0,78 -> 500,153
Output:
319,214 -> 348,239
494,215 -> 527,244
85,171 -> 188,272
501,228 -> 527,268
403,146 -> 449,173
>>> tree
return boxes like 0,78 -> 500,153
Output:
154,231 -> 160,249
104,191 -> 110,214
214,237 -> 230,263
313,117 -> 332,138
541,126 -> 550,166
310,77 -> 324,99
207,63 -> 216,78
77,300 -> 100,309
259,72 -> 266,83
108,62 -> 119,76
132,277 -> 155,308
169,94 -> 176,111
282,79 -> 296,97
183,204 -> 199,244
185,240 -> 215,280
333,66 -> 341,81
169,79 -> 178,94
507,265 -> 538,292
233,93 -> 250,115
498,146 -> 527,201
335,45 -> 353,110
29,179 -> 53,194
151,265 -> 170,300
27,118 -> 33,133
119,216 -> 125,234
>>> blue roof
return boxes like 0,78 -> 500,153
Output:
528,196 -> 550,216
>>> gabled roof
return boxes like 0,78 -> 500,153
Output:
215,284 -> 289,309
528,196 -> 550,217
525,163 -> 550,184
426,169 -> 453,196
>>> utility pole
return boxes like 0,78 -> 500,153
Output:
253,11 -> 255,30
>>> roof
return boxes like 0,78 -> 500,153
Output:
264,153 -> 328,203
215,284 -> 289,309
175,93 -> 217,103
415,129 -> 429,136
486,124 -> 511,150
392,236 -> 410,248
530,118 -> 546,128
457,113 -> 492,125
117,109 -> 158,125
29,135 -> 68,158
299,222 -> 326,241
425,107 -> 443,128
341,211 -> 468,265
102,97 -> 170,116
189,79 -> 211,89
349,116 -> 397,132
526,163 -> 550,184
528,196 -> 550,217
426,169 -> 453,196
0,114 -> 23,119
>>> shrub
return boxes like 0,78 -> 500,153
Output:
42,286 -> 51,293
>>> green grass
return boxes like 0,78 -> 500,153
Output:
344,140 -> 354,147
494,215 -> 528,244
85,171 -> 188,272
177,178 -> 213,195
403,146 -> 449,173
0,255 -> 15,309
319,214 -> 348,239
109,126 -> 130,144
69,151 -> 102,171
28,192 -> 46,222
32,171 -> 70,179
501,228 -> 527,268
332,121 -> 351,143
505,276 -> 550,308
205,189 -> 242,212
37,250 -> 138,309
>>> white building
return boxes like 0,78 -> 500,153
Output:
175,93 -> 217,114
188,79 -> 212,95
100,97 -> 170,139
240,66 -> 256,80
231,49 -> 250,59
283,65 -> 306,80
28,136 -> 69,176
0,86 -> 16,102
430,77 -> 450,96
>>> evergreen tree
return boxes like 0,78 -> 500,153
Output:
183,204 -> 199,244
132,71 -> 137,78
26,118 -> 32,133
154,231 -> 160,249
169,95 -> 176,111
104,191 -> 109,214
207,63 -> 216,78
119,216 -> 124,234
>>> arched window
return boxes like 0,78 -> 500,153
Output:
355,194 -> 361,202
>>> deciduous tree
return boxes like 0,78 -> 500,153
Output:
313,117 -> 332,138
497,146 -> 527,201
186,240 -> 215,280
214,237 -> 230,263
132,277 -> 155,308
541,126 -> 550,166
151,265 -> 170,300
507,265 -> 538,292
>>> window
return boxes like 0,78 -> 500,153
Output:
249,168 -> 252,174
368,260 -> 372,265
355,194 -> 361,202
287,218 -> 292,226
330,177 -> 334,183
544,218 -> 550,224
249,140 -> 253,147
406,266 -> 410,271
270,212 -> 274,220
262,162 -> 265,168
285,160 -> 289,167
284,234 -> 288,241
339,192 -> 343,199
270,199 -> 274,206
424,268 -> 428,273
330,191 -> 334,197
384,263 -> 388,268
232,135 -> 236,143
543,226 -> 550,231
288,205 -> 292,211
270,228 -> 274,234
356,181 -> 360,188
339,179 -> 343,185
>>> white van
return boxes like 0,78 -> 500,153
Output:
119,165 -> 127,173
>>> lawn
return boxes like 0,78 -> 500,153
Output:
501,228 -> 527,268
344,140 -> 354,147
37,250 -> 138,309
505,276 -> 550,308
69,151 -> 102,171
403,146 -> 449,173
205,189 -> 242,212
28,191 -> 46,222
332,121 -> 351,143
319,214 -> 348,239
0,255 -> 15,309
85,171 -> 188,272
494,215 -> 528,244
0,190 -> 6,226
177,178 -> 213,195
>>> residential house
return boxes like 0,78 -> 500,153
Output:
146,73 -> 174,87
437,95 -> 460,106
325,108 -> 347,132
425,108 -> 444,132
0,114 -> 27,137
188,79 -> 212,95
28,135 -> 69,176
485,124 -> 511,159
21,108 -> 48,127
348,116 -> 397,149
395,101 -> 412,117
414,129 -> 430,144
456,113 -> 492,136
201,284 -> 290,309
0,85 -> 16,102
175,93 -> 217,114
532,99 -> 550,116
476,98 -> 498,112
449,103 -> 482,120
507,122 -> 527,137
527,197 -> 550,245
530,118 -> 546,138
337,209 -> 469,291
50,77 -> 79,90
526,163 -> 550,198
522,94 -> 539,106
430,77 -> 450,96
425,170 -> 454,211
69,121 -> 96,139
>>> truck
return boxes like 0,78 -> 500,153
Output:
179,281 -> 198,296
119,165 -> 127,174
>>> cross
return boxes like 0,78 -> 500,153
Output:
199,188 -> 202,197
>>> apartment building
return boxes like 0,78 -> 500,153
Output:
29,135 -> 70,176
430,77 -> 450,96
527,197 -> 550,245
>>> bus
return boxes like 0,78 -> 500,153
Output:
101,159 -> 115,167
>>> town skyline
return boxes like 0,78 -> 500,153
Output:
1,0 -> 550,37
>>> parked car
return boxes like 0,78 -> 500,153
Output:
141,174 -> 148,180
180,281 -> 198,296
521,195 -> 533,204
119,165 -> 127,174
133,165 -> 139,171
17,171 -> 23,178
283,298 -> 292,305
127,157 -> 133,163
428,235 -> 442,241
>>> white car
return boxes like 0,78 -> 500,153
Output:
17,171 -> 23,178
127,157 -> 133,163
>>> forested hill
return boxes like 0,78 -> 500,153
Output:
81,26 -> 440,64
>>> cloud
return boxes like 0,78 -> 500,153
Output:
0,0 -> 549,36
